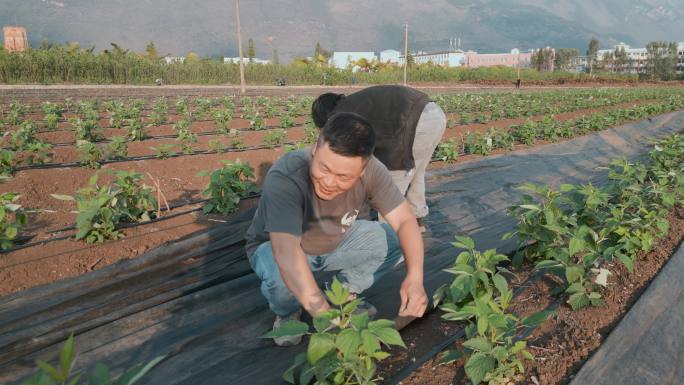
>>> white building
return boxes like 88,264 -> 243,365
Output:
379,49 -> 402,64
405,50 -> 466,67
224,57 -> 271,65
677,42 -> 684,72
571,56 -> 589,73
329,51 -> 377,69
163,56 -> 186,64
596,43 -> 648,73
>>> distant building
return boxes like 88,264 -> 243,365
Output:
163,56 -> 186,64
678,42 -> 684,72
224,57 -> 271,65
401,50 -> 466,67
571,56 -> 589,73
596,43 -> 648,73
3,26 -> 29,53
329,51 -> 377,69
464,48 -> 532,69
379,49 -> 401,64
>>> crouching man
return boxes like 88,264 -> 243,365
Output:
245,112 -> 428,346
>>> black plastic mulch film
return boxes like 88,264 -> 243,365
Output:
0,110 -> 683,385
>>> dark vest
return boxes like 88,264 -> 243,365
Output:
332,85 -> 431,171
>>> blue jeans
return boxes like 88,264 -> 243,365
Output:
248,220 -> 404,316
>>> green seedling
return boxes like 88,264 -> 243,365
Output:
197,160 -> 256,215
0,192 -> 27,250
262,278 -> 406,385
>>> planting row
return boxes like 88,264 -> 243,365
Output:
432,96 -> 684,161
266,132 -> 684,384
434,87 -> 684,116
1,95 -> 680,175
1,160 -> 255,246
0,95 -> 315,117
5,88 -> 682,139
0,95 -> 313,135
2,98 -> 683,252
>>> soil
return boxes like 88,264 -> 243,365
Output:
0,88 -> 678,298
380,206 -> 684,385
1,85 -> 683,384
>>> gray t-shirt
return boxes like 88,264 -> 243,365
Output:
244,149 -> 405,257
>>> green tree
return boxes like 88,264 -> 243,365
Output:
186,52 -> 200,63
145,41 -> 159,60
646,41 -> 678,80
109,42 -> 129,56
272,48 -> 279,65
601,51 -> 614,72
65,41 -> 80,55
613,46 -> 630,73
587,37 -> 599,74
406,51 -> 415,67
313,41 -> 330,60
247,37 -> 255,62
314,41 -> 323,58
532,48 -> 554,71
39,39 -> 53,50
531,49 -> 544,71
554,48 -> 579,72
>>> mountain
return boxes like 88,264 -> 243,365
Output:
1,0 -> 683,60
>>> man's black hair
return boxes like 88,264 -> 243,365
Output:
318,112 -> 375,159
312,93 -> 345,128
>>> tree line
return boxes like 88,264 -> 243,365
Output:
0,38 -> 677,85
532,37 -> 683,80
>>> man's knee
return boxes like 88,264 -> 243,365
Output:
354,220 -> 390,247
360,221 -> 402,263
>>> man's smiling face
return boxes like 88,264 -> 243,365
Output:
310,142 -> 366,201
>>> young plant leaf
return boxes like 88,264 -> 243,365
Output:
464,352 -> 496,385
307,333 -> 335,364
260,320 -> 309,339
371,327 -> 406,348
462,337 -> 493,353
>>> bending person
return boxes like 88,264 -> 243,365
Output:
312,85 -> 447,231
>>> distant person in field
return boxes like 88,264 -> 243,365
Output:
245,112 -> 428,346
312,85 -> 447,232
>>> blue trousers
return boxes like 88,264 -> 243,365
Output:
248,220 -> 404,316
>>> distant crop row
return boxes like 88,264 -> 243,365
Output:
3,95 -> 683,252
1,92 -> 682,175
433,95 -> 684,161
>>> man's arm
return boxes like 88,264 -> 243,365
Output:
384,201 -> 428,317
270,232 -> 330,316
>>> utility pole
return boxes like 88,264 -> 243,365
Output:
235,0 -> 246,94
403,23 -> 408,86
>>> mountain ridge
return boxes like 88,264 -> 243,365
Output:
1,0 -> 682,60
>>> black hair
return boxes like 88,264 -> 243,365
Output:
311,93 -> 345,128
318,112 -> 375,159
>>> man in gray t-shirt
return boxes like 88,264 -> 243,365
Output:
245,112 -> 428,346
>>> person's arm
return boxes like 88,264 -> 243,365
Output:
384,201 -> 428,317
270,232 -> 330,316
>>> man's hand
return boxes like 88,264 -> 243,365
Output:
398,276 -> 428,317
385,201 -> 428,318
